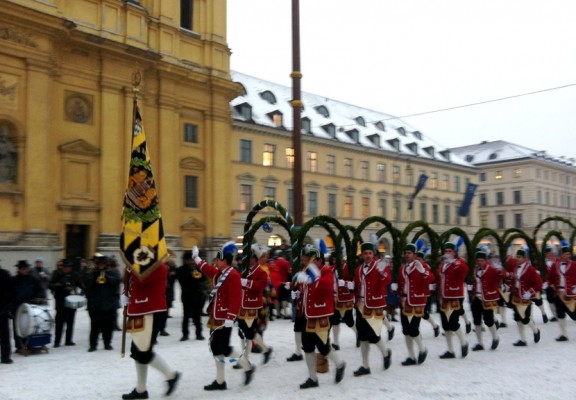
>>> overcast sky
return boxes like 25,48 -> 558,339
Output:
227,0 -> 576,160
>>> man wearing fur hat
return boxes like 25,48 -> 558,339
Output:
470,250 -> 507,351
398,243 -> 435,365
546,245 -> 576,341
234,244 -> 273,367
436,242 -> 469,359
352,242 -> 392,376
192,242 -> 256,391
510,248 -> 542,347
295,245 -> 346,389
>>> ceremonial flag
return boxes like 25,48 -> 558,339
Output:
458,182 -> 478,217
408,173 -> 428,210
119,99 -> 167,279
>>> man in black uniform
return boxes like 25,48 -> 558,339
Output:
49,259 -> 82,347
176,251 -> 208,341
0,262 -> 14,364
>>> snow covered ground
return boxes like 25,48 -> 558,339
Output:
1,292 -> 575,400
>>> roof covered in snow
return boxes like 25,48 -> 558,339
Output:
450,140 -> 576,168
230,71 -> 473,168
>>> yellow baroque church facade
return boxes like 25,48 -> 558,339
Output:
0,0 -> 479,268
0,0 -> 239,267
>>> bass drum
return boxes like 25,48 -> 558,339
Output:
15,303 -> 54,338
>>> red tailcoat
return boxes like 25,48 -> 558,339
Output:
302,265 -> 335,318
333,262 -> 355,303
511,263 -> 543,300
437,258 -> 469,299
398,260 -> 434,306
354,259 -> 391,309
241,265 -> 269,309
547,260 -> 576,298
197,261 -> 242,321
472,263 -> 507,302
126,263 -> 168,316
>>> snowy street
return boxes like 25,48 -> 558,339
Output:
1,294 -> 574,400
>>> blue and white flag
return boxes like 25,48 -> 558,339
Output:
408,174 -> 428,210
458,183 -> 478,217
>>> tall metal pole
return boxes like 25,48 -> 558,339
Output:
291,0 -> 304,226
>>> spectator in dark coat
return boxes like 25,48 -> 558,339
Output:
176,251 -> 209,341
49,259 -> 82,347
0,264 -> 14,363
84,256 -> 121,352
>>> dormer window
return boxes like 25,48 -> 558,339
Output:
267,110 -> 283,128
423,146 -> 435,158
374,121 -> 386,131
488,152 -> 498,160
238,84 -> 247,96
346,128 -> 359,143
355,116 -> 366,127
406,142 -> 418,154
439,149 -> 451,161
387,138 -> 400,151
315,105 -> 330,118
259,90 -> 277,104
367,133 -> 380,147
301,117 -> 312,134
235,102 -> 252,121
396,127 -> 406,136
322,123 -> 336,138
412,131 -> 423,140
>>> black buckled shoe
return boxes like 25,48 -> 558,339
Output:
513,340 -> 527,347
286,353 -> 303,362
166,371 -> 181,396
401,358 -> 417,366
335,361 -> 346,383
465,322 -> 471,334
433,326 -> 440,337
383,349 -> 392,370
204,380 -> 227,391
461,343 -> 469,358
122,389 -> 149,399
299,378 -> 319,389
417,349 -> 428,364
491,338 -> 500,350
439,351 -> 455,359
353,366 -> 371,376
534,330 -> 541,343
263,348 -> 273,364
388,326 -> 395,341
556,335 -> 568,342
472,344 -> 484,351
244,365 -> 256,385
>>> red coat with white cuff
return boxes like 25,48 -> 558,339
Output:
437,258 -> 469,299
197,260 -> 242,322
547,260 -> 576,298
125,263 -> 168,316
511,262 -> 543,301
241,265 -> 269,309
302,265 -> 335,318
472,263 -> 507,302
354,259 -> 391,309
398,260 -> 434,306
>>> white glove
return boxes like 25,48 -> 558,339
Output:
390,282 -> 398,291
120,294 -> 130,307
192,246 -> 202,264
376,260 -> 387,273
542,282 -> 549,290
284,282 -> 291,290
291,290 -> 301,300
467,284 -> 474,291
429,283 -> 436,291
296,271 -> 311,284
224,319 -> 234,328
241,278 -> 248,287
346,281 -> 355,290
338,279 -> 346,287
415,262 -> 425,274
522,291 -> 532,300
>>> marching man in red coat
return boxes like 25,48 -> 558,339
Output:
437,242 -> 469,359
235,244 -> 273,366
296,245 -> 346,389
330,252 -> 356,351
122,263 -> 181,399
352,243 -> 392,376
510,248 -> 542,347
193,242 -> 256,390
546,245 -> 576,341
398,243 -> 435,366
470,250 -> 507,351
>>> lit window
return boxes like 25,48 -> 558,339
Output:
361,197 -> 370,218
343,196 -> 353,218
285,148 -> 294,168
307,151 -> 318,172
495,171 -> 503,180
430,172 -> 438,189
263,144 -> 276,166
513,168 -> 522,177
